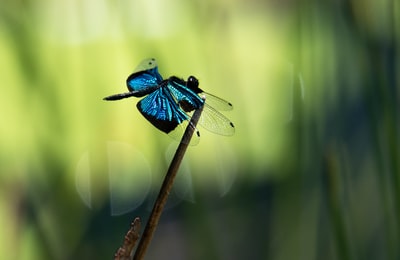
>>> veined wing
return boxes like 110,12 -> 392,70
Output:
126,58 -> 163,96
167,120 -> 201,145
201,92 -> 233,111
198,104 -> 235,136
136,88 -> 189,134
133,58 -> 158,73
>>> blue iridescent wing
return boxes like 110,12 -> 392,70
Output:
136,87 -> 189,134
167,76 -> 205,111
126,58 -> 163,97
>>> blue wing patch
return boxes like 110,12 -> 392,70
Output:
126,67 -> 163,97
137,88 -> 189,133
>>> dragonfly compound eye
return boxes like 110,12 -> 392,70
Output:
187,76 -> 199,90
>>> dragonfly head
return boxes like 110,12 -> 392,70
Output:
186,76 -> 203,94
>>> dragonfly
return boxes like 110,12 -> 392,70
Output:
103,58 -> 235,142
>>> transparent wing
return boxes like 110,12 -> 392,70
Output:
198,103 -> 235,136
168,120 -> 200,146
201,92 -> 233,111
134,58 -> 158,73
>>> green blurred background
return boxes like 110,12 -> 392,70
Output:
1,0 -> 399,259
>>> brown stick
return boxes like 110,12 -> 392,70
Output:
114,218 -> 141,260
132,103 -> 204,260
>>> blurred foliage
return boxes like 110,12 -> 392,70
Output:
0,0 -> 399,259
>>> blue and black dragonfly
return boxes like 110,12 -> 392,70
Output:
103,58 -> 234,141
